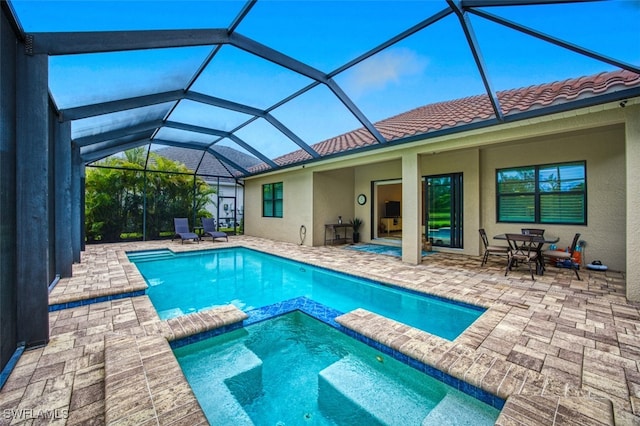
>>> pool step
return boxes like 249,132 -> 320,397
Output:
318,355 -> 442,425
127,249 -> 175,262
202,344 -> 263,425
422,392 -> 499,425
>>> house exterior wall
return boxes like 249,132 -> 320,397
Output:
480,125 -> 626,272
354,159 -> 402,242
624,105 -> 640,301
312,168 -> 355,246
244,100 -> 637,298
244,169 -> 313,245
420,148 -> 482,256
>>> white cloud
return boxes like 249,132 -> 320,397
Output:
344,47 -> 428,98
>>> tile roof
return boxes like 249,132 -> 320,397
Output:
251,69 -> 640,173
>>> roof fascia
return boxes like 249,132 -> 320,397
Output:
468,8 -> 640,75
28,29 -> 229,55
73,120 -> 162,147
59,90 -> 184,121
449,0 -> 504,121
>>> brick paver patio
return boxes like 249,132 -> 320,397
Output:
0,236 -> 638,425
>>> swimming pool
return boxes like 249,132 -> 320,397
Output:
129,247 -> 484,341
174,311 -> 500,425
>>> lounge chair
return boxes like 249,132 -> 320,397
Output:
173,218 -> 200,244
202,218 -> 228,242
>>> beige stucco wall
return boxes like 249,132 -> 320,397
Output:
243,169 -> 313,245
312,168 -> 355,246
625,105 -> 640,301
354,159 -> 402,242
420,148 -> 481,256
480,125 -> 626,271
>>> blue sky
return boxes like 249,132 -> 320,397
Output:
10,0 -> 640,160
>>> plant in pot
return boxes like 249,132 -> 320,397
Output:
350,218 -> 363,243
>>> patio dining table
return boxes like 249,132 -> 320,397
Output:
494,233 -> 560,275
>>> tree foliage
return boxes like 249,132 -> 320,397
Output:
85,148 -> 216,242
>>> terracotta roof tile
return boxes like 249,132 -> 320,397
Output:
249,69 -> 640,173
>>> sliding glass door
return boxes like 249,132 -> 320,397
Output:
424,173 -> 463,248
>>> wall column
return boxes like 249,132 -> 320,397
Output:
55,120 -> 73,277
401,151 -> 422,265
625,105 -> 640,301
71,143 -> 82,263
16,50 -> 50,347
1,4 -> 19,371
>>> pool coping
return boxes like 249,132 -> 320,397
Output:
102,295 -> 615,425
104,297 -> 505,426
168,296 -> 504,407
39,239 -> 629,425
103,302 -> 248,425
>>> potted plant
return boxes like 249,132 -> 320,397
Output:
350,218 -> 363,243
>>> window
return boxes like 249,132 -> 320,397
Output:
262,182 -> 283,218
497,161 -> 586,224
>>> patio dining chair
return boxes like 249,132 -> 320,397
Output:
543,232 -> 581,280
172,218 -> 200,244
505,233 -> 539,280
520,228 -> 546,261
479,228 -> 509,266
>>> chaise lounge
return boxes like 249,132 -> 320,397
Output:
202,217 -> 228,242
173,218 -> 200,244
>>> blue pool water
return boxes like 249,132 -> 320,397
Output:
129,247 -> 484,340
346,243 -> 432,257
428,228 -> 451,246
174,312 -> 500,425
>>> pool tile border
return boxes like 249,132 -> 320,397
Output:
236,245 -> 490,311
169,296 -> 505,412
0,343 -> 25,390
48,289 -> 146,312
335,308 -> 617,425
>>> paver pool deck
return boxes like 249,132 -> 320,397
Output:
0,236 -> 638,425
